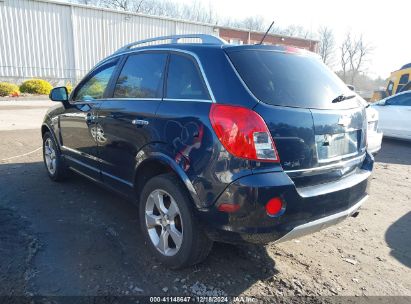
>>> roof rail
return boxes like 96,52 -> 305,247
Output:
114,34 -> 226,54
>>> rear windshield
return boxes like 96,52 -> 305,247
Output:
227,50 -> 353,109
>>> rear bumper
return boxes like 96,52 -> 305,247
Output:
274,194 -> 367,243
198,155 -> 373,244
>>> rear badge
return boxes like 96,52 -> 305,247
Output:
284,160 -> 301,168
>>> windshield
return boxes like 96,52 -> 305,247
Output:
227,50 -> 354,109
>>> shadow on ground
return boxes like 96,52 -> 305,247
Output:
375,138 -> 411,166
0,161 -> 277,296
385,211 -> 411,269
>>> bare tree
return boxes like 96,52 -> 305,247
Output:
221,16 -> 266,32
339,32 -> 372,85
279,24 -> 312,39
74,0 -> 101,5
340,32 -> 352,83
318,26 -> 335,66
101,0 -> 131,10
349,35 -> 372,84
242,16 -> 266,31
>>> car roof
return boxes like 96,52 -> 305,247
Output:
106,42 -> 313,60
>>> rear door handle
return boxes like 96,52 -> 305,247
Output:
132,119 -> 149,126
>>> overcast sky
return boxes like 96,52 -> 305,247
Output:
180,0 -> 410,79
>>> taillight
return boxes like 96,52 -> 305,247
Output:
209,104 -> 280,162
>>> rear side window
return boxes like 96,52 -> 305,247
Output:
114,53 -> 167,98
227,50 -> 353,109
166,54 -> 210,100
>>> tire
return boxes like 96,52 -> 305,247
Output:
139,173 -> 213,269
42,132 -> 67,181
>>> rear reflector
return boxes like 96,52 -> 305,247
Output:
217,203 -> 241,213
209,104 -> 279,162
265,197 -> 284,217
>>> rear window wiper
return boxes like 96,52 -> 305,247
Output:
332,94 -> 356,103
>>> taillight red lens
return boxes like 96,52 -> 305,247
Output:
217,203 -> 241,213
209,104 -> 280,162
265,197 -> 284,216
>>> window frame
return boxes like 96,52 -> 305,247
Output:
71,48 -> 215,103
107,50 -> 168,100
163,51 -> 212,102
71,58 -> 120,103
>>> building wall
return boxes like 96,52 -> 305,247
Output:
219,28 -> 319,53
0,0 -> 216,83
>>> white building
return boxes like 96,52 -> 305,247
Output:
0,0 -> 217,84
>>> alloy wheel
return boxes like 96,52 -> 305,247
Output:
145,189 -> 183,256
44,138 -> 57,175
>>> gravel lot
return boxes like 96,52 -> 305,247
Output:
0,100 -> 410,301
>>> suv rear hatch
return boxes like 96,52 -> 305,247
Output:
226,47 -> 367,186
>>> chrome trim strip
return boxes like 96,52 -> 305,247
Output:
103,97 -> 162,101
317,151 -> 359,164
64,147 -> 134,187
274,194 -> 368,244
285,153 -> 366,176
162,98 -> 212,103
64,154 -> 100,173
61,145 -> 110,166
99,48 -> 216,103
68,166 -> 102,184
101,171 -> 134,187
296,169 -> 371,198
61,145 -> 82,155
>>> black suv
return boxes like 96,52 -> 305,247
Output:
43,34 -> 373,269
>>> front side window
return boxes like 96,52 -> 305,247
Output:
166,54 -> 210,100
74,61 -> 117,101
113,53 -> 167,98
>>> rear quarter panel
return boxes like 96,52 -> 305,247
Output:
155,100 -> 254,208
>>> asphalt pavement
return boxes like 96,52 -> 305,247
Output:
0,100 -> 410,300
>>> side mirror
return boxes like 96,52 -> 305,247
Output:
49,87 -> 69,102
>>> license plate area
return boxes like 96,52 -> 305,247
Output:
315,130 -> 359,163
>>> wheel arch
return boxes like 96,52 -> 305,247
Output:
41,124 -> 50,138
134,153 -> 202,209
41,123 -> 62,153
